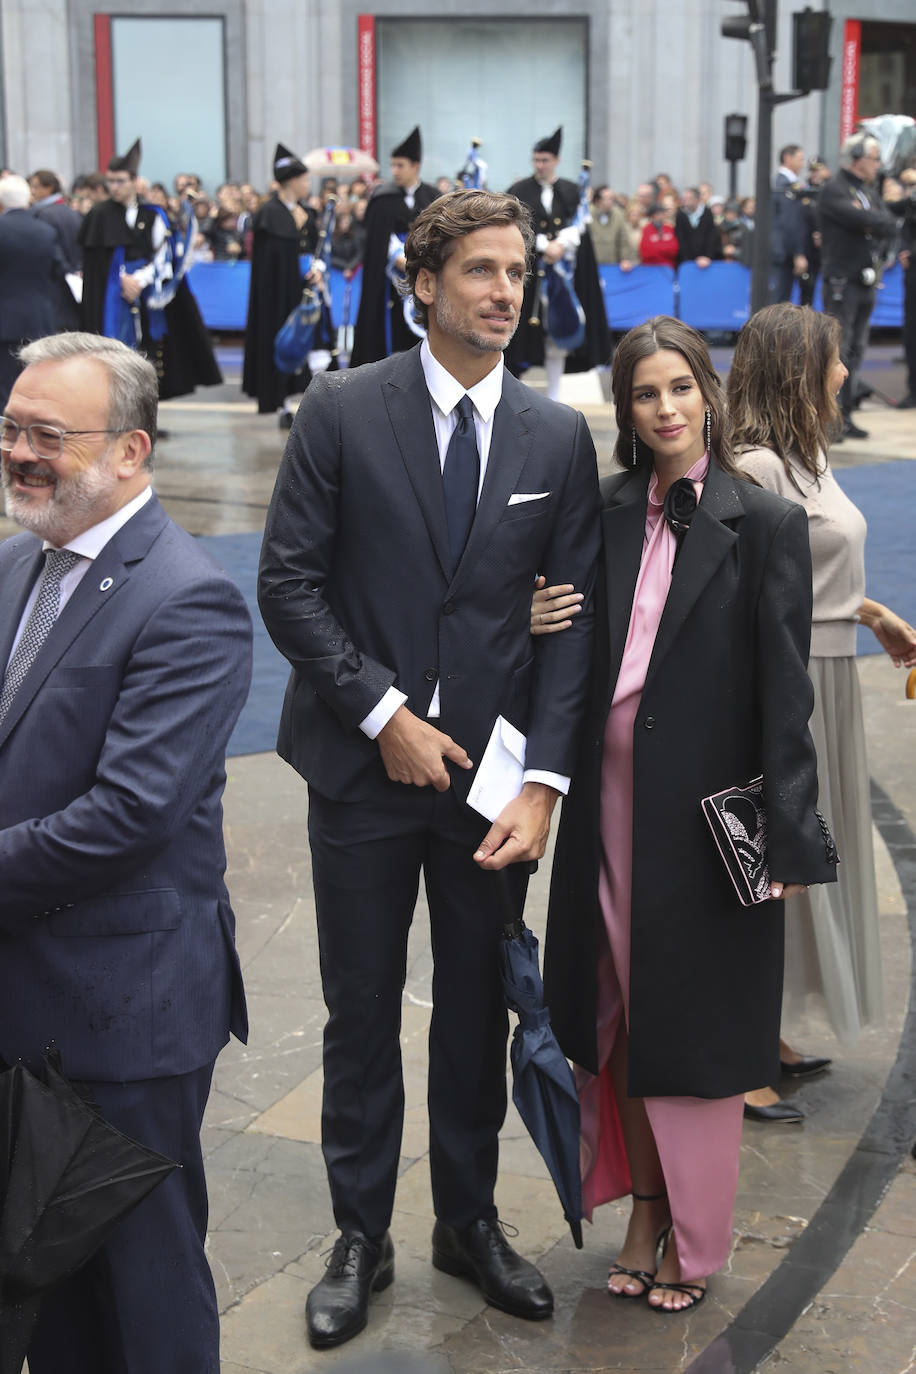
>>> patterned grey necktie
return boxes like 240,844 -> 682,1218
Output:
0,548 -> 82,724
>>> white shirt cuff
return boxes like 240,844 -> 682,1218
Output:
359,686 -> 407,739
522,769 -> 570,796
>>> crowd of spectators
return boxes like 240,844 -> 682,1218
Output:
5,154 -> 914,301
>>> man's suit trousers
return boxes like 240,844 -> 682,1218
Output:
27,1062 -> 218,1374
308,777 -> 530,1238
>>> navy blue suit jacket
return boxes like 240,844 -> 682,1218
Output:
0,208 -> 61,342
258,347 -> 601,803
0,496 -> 253,1081
770,172 -> 808,265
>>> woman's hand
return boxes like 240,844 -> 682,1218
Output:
769,881 -> 807,900
530,576 -> 583,636
862,603 -> 916,669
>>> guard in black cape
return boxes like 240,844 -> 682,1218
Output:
349,126 -> 440,366
505,126 -> 611,401
242,142 -> 320,424
79,138 -> 222,401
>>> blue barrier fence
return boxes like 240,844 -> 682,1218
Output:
185,258 -> 904,335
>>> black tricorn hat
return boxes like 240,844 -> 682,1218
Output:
273,142 -> 307,183
534,127 -> 562,156
108,138 -> 141,176
391,126 -> 422,163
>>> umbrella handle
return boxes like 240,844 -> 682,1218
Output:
493,862 -> 537,937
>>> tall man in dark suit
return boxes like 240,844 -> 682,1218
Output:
0,175 -> 61,410
769,144 -> 809,302
259,189 -> 600,1349
0,332 -> 252,1373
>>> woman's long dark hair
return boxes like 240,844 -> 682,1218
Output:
728,304 -> 842,486
610,316 -> 740,476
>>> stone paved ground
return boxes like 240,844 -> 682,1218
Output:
10,343 -> 916,1373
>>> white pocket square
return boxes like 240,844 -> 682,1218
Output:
507,491 -> 551,506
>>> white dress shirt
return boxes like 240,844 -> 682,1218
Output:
359,341 -> 568,795
7,486 -> 153,664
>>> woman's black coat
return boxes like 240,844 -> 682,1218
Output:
543,460 -> 838,1099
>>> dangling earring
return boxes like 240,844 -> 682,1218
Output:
631,427 -> 638,466
704,406 -> 712,455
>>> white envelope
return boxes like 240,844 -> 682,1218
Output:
466,715 -> 527,822
507,491 -> 550,505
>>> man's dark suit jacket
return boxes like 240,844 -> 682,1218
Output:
0,496 -> 252,1081
770,171 -> 808,265
0,208 -> 61,344
258,345 -> 601,802
33,196 -> 83,329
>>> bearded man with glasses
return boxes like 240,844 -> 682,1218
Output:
0,331 -> 252,1374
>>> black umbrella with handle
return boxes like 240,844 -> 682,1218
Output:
0,1047 -> 178,1374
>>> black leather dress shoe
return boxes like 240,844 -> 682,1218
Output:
432,1217 -> 553,1319
306,1230 -> 394,1349
780,1054 -> 832,1078
743,1100 -> 804,1123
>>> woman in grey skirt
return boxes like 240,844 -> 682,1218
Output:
728,303 -> 916,1119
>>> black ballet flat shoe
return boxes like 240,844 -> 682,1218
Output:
780,1055 -> 832,1079
647,1279 -> 706,1313
432,1216 -> 553,1320
743,1100 -> 805,1123
305,1230 -> 394,1349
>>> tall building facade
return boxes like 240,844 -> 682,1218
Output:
1,1 -> 912,193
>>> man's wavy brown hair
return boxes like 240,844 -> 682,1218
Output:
403,190 -> 535,328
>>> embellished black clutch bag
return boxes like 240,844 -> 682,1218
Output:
702,777 -> 839,907
701,776 -> 771,906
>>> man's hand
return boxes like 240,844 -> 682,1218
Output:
543,240 -> 565,264
696,255 -> 711,269
473,782 -> 560,870
377,706 -> 472,791
619,259 -> 633,273
793,254 -> 808,276
120,273 -> 143,303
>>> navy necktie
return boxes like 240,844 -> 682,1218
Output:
0,548 -> 82,725
442,394 -> 479,574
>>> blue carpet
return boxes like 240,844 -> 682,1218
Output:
204,461 -> 915,756
197,532 -> 288,758
834,463 -> 916,658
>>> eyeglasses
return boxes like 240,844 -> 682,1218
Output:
0,417 -> 130,461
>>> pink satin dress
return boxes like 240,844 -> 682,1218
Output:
577,455 -> 744,1283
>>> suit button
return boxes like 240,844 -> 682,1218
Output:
442,601 -> 455,615
644,716 -> 656,730
424,669 -> 437,682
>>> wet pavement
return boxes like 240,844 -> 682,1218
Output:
6,342 -> 916,1373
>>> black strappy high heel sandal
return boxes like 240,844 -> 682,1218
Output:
606,1190 -> 670,1300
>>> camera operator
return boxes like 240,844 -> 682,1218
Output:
819,132 -> 897,440
898,167 -> 916,409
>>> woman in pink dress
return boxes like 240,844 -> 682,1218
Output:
537,317 -> 837,1312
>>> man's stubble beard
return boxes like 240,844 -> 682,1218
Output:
431,292 -> 520,354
